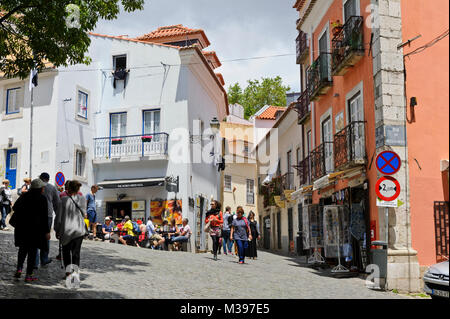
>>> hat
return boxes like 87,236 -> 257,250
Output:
105,217 -> 111,221
31,178 -> 46,189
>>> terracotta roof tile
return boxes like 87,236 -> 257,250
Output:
135,25 -> 211,47
256,106 -> 286,120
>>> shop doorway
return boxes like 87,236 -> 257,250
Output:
106,201 -> 132,224
263,216 -> 271,250
297,203 -> 305,255
288,208 -> 294,252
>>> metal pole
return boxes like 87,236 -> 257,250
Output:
29,87 -> 34,178
385,206 -> 389,290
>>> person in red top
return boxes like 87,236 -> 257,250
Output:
205,200 -> 223,261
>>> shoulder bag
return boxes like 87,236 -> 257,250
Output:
69,196 -> 89,236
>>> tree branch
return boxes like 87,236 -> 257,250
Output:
0,5 -> 39,24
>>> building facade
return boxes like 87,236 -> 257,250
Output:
1,25 -> 228,253
290,0 -> 449,292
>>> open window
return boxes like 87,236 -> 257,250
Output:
112,55 -> 129,88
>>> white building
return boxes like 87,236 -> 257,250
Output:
0,25 -> 228,252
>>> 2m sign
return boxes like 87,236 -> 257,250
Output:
375,176 -> 401,202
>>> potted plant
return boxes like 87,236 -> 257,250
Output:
111,138 -> 123,145
141,135 -> 153,142
331,20 -> 343,36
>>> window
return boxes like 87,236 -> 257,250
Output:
243,142 -> 249,156
296,148 -> 301,166
344,0 -> 358,23
143,110 -> 160,134
9,152 -> 17,170
224,175 -> 232,191
322,117 -> 333,173
110,113 -> 127,137
113,55 -> 127,71
77,90 -> 88,119
307,130 -> 312,155
287,151 -> 292,189
75,150 -> 86,177
6,87 -> 22,114
246,179 -> 255,205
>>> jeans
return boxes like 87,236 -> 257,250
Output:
17,245 -> 38,275
235,240 -> 248,263
171,235 -> 189,243
222,230 -> 233,254
35,216 -> 53,267
1,205 -> 10,228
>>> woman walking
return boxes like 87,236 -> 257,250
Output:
230,206 -> 252,264
54,180 -> 88,279
245,211 -> 260,260
205,200 -> 223,261
11,179 -> 50,282
1,179 -> 13,230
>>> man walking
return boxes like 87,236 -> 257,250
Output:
35,172 -> 60,268
86,185 -> 99,239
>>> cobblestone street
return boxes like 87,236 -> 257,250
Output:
0,231 -> 411,299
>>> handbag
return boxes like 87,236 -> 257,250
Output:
69,196 -> 89,236
204,220 -> 211,233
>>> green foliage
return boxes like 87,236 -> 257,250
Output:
227,76 -> 291,119
0,0 -> 144,79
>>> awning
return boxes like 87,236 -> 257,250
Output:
98,177 -> 166,189
262,159 -> 280,184
313,174 -> 332,191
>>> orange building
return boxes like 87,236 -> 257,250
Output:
400,0 -> 449,268
292,0 -> 448,292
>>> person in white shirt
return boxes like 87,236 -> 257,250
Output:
146,216 -> 164,249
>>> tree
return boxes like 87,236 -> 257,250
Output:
226,76 -> 291,119
0,0 -> 144,79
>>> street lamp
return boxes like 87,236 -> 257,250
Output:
210,117 -> 220,131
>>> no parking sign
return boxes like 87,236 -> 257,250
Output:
55,172 -> 65,187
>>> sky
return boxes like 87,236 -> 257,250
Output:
95,0 -> 300,93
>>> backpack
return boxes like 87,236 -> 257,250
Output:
243,217 -> 250,235
227,214 -> 233,226
132,221 -> 140,235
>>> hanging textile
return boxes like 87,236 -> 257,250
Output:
309,205 -> 323,248
322,205 -> 351,258
350,203 -> 366,241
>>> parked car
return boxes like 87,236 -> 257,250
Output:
423,260 -> 449,299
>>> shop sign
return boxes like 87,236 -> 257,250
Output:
132,201 -> 145,211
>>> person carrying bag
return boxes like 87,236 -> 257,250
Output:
205,200 -> 223,261
54,180 -> 87,280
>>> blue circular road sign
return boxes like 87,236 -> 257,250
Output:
55,172 -> 65,187
376,151 -> 401,175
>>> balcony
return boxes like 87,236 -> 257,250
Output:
294,156 -> 311,187
294,90 -> 310,124
331,16 -> 365,76
307,53 -> 333,101
94,133 -> 169,162
334,121 -> 366,170
261,176 -> 283,208
296,31 -> 309,64
310,142 -> 333,181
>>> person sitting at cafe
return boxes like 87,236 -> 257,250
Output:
118,216 -> 136,246
102,217 -> 114,241
171,218 -> 191,244
115,209 -> 126,225
146,216 -> 165,249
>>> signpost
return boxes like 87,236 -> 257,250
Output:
55,172 -> 65,187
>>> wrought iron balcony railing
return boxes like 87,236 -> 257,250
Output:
294,90 -> 310,124
331,16 -> 365,76
334,121 -> 366,170
294,155 -> 311,187
307,53 -> 333,101
310,142 -> 334,181
94,133 -> 169,160
296,31 -> 309,64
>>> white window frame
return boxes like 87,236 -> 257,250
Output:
224,175 -> 232,192
143,109 -> 161,135
113,54 -> 127,72
110,112 -> 127,138
343,0 -> 361,24
77,90 -> 88,119
74,147 -> 87,180
246,179 -> 255,205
